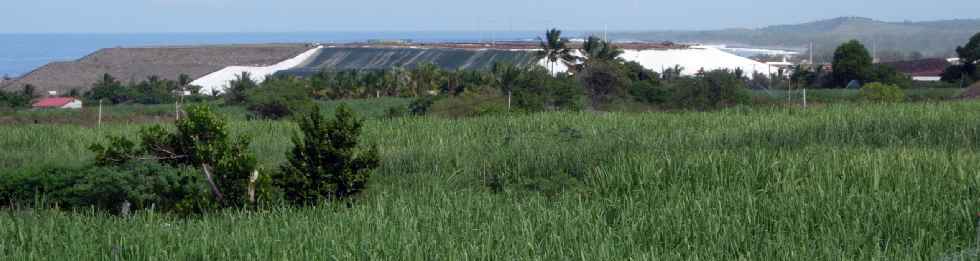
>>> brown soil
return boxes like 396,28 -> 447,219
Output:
2,44 -> 311,95
957,82 -> 980,99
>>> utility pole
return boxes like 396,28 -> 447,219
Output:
604,24 -> 608,41
809,41 -> 814,67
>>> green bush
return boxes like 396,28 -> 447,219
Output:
89,105 -> 262,208
408,96 -> 438,115
860,82 -> 906,103
0,163 -> 209,214
276,104 -> 380,205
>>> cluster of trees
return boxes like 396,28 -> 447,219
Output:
2,103 -> 379,213
0,85 -> 36,109
228,30 -> 755,118
759,40 -> 913,89
84,73 -> 201,105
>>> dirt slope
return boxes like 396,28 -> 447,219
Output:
2,44 -> 310,94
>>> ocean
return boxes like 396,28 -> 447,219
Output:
0,31 -> 545,78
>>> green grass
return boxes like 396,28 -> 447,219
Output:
3,100 -> 980,259
0,97 -> 411,125
751,87 -> 964,104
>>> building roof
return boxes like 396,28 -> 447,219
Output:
32,97 -> 78,108
882,58 -> 951,77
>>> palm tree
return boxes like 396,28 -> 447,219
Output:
492,62 -> 523,110
581,35 -> 623,62
411,62 -> 442,97
536,28 -> 577,75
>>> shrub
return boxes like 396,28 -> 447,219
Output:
0,163 -> 210,214
860,82 -> 905,103
429,90 -> 507,118
89,105 -> 261,207
408,96 -> 438,116
276,104 -> 380,205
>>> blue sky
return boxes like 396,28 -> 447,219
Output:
1,0 -> 978,33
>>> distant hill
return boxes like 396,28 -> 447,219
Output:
612,17 -> 980,62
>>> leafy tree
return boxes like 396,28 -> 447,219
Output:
277,104 -> 380,205
577,60 -> 627,108
536,28 -> 577,74
225,72 -> 258,105
832,40 -> 873,87
951,32 -> 980,87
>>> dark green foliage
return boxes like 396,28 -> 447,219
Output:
581,36 -> 623,62
944,32 -> 980,86
224,72 -> 258,105
629,80 -> 670,104
84,74 -> 129,104
621,61 -> 660,82
868,64 -> 913,88
83,74 -> 196,105
577,60 -> 628,108
408,96 -> 438,115
0,162 -> 209,214
89,105 -> 259,207
133,76 -> 177,104
0,85 -> 35,108
244,76 -> 315,119
89,136 -> 137,167
670,70 -> 751,110
957,32 -> 980,65
832,40 -> 874,87
940,65 -> 974,84
511,67 -> 582,111
277,104 -> 380,205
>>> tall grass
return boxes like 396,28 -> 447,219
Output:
2,101 -> 980,259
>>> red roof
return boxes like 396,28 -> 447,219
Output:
32,97 -> 77,108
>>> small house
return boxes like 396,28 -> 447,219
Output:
32,97 -> 83,109
882,58 -> 951,82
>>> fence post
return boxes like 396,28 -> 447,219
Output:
98,99 -> 103,127
803,88 -> 807,108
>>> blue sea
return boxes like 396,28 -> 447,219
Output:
0,31 -> 548,78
